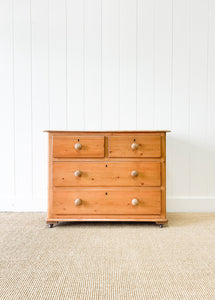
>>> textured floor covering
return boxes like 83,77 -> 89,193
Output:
0,213 -> 215,300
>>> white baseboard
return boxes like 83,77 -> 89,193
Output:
167,197 -> 215,212
0,195 -> 47,212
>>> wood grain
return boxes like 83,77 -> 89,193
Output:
52,189 -> 161,215
53,161 -> 161,187
47,130 -> 168,225
109,135 -> 161,157
52,136 -> 104,158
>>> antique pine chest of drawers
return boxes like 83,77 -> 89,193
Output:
45,130 -> 170,228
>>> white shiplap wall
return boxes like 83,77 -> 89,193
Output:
0,0 -> 215,212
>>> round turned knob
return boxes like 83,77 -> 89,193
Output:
131,143 -> 138,150
74,143 -> 82,150
131,170 -> 138,177
132,198 -> 139,206
74,198 -> 82,206
74,170 -> 82,177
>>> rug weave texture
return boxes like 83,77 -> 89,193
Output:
0,213 -> 215,299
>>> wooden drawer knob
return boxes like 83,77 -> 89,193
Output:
74,170 -> 82,177
74,198 -> 82,206
131,143 -> 138,150
74,142 -> 82,150
132,198 -> 139,206
131,170 -> 138,177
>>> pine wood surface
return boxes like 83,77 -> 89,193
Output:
109,136 -> 161,157
46,131 -> 168,225
52,189 -> 161,215
53,136 -> 104,158
53,162 -> 161,187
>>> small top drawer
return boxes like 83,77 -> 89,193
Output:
108,136 -> 161,158
52,136 -> 104,158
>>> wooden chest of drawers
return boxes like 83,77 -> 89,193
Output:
45,130 -> 170,227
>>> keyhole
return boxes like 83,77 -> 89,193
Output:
106,164 -> 108,167
134,139 -> 136,142
105,192 -> 108,195
78,139 -> 80,142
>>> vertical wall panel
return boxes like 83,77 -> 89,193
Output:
49,0 -> 67,129
102,0 -> 120,130
84,0 -> 102,130
13,0 -> 32,210
170,0 -> 190,209
0,0 -> 14,210
1,0 -> 215,212
119,0 -> 137,130
189,0 -> 208,198
207,0 -> 215,199
67,0 -> 84,130
31,0 -> 49,211
137,0 -> 155,130
154,0 -> 172,130
154,0 -> 173,201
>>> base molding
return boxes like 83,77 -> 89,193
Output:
46,218 -> 168,223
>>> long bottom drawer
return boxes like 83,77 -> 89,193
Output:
52,189 -> 161,215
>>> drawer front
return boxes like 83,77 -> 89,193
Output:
109,136 -> 161,157
53,162 -> 161,187
52,189 -> 161,215
52,136 -> 104,158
